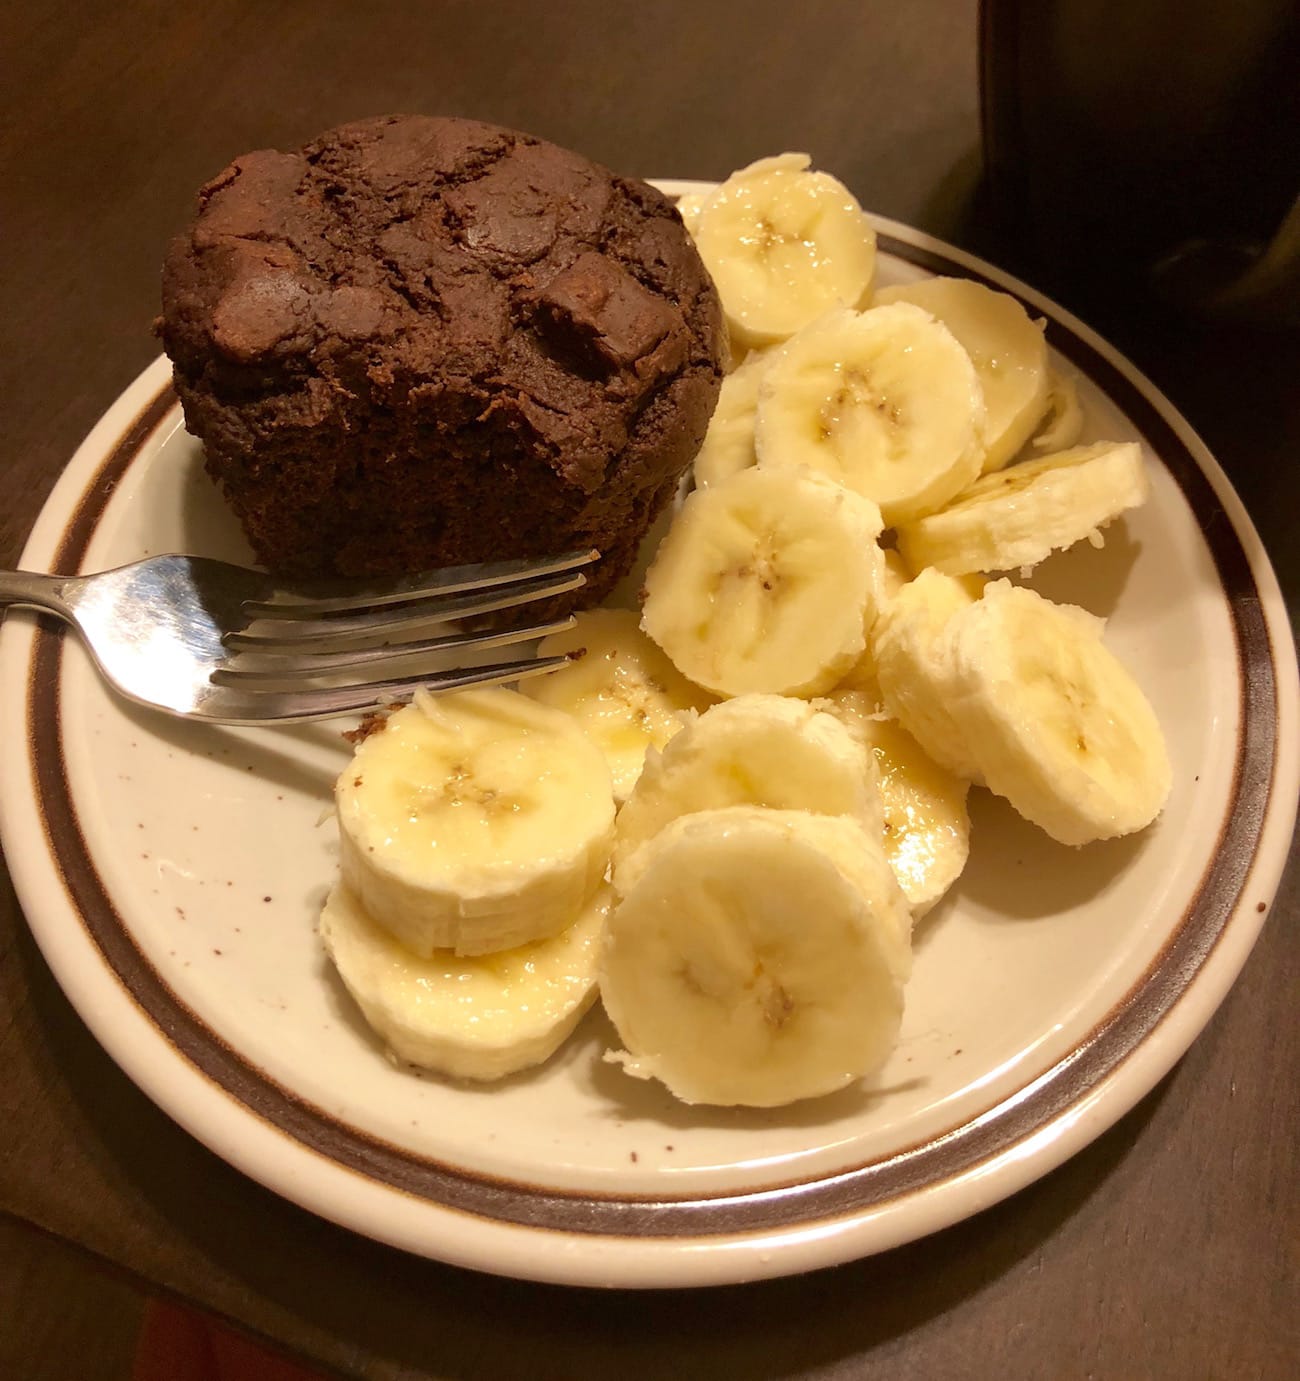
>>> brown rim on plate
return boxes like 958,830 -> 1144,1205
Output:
24,242 -> 1278,1240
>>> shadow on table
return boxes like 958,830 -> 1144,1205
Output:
9,896 -> 1175,1381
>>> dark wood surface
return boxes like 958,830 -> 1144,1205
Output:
2,3 -> 1297,1378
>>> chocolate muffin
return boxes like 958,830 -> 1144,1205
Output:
159,115 -> 724,604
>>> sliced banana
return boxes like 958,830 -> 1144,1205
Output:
754,304 -> 986,525
691,348 -> 771,489
895,441 -> 1149,576
831,547 -> 910,704
1032,369 -> 1084,452
872,568 -> 985,781
820,691 -> 971,917
691,153 -> 877,349
600,807 -> 911,1107
335,692 -> 614,958
521,609 -> 714,802
946,580 -> 1171,845
641,466 -> 886,698
875,276 -> 1049,473
675,190 -> 708,238
320,881 -> 609,1081
612,693 -> 883,885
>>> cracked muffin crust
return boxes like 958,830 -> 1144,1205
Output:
159,115 -> 724,600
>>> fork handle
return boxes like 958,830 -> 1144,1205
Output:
0,569 -> 75,619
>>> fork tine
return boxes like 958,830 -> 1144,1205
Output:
224,567 -> 587,653
210,615 -> 575,685
245,548 -> 600,617
206,652 -> 579,725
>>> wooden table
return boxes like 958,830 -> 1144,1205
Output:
2,3 -> 1296,1377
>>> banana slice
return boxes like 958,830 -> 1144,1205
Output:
691,153 -> 877,349
946,580 -> 1171,845
881,545 -> 910,593
821,691 -> 971,916
521,608 -> 715,802
641,466 -> 886,698
675,190 -> 708,238
895,442 -> 1149,576
831,547 -> 910,704
872,568 -> 985,781
691,348 -> 771,489
320,881 -> 609,1081
754,304 -> 986,525
1032,369 -> 1084,452
600,807 -> 911,1107
875,276 -> 1049,473
335,692 -> 614,958
612,693 -> 882,885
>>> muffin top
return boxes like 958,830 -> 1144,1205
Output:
159,115 -> 723,494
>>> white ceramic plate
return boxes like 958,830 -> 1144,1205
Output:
2,191 -> 1297,1289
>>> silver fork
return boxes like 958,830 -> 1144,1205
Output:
0,549 -> 598,724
